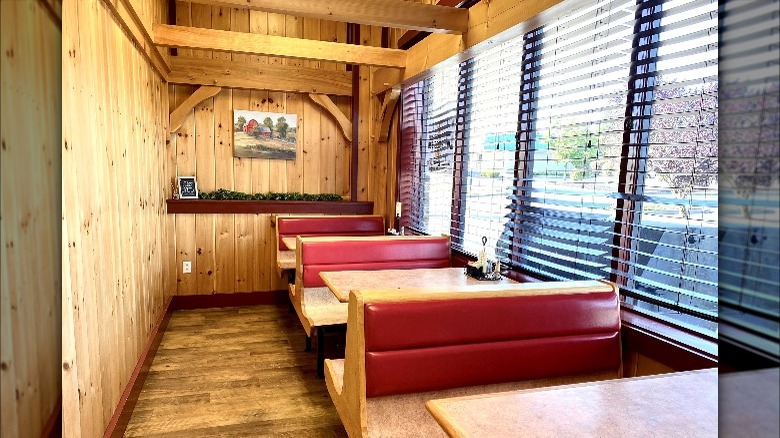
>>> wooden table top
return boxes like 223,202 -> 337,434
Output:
719,367 -> 779,437
281,237 -> 298,251
319,267 -> 516,303
426,368 -> 718,438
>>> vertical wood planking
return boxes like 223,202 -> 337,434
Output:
302,18 -> 321,194
231,8 -> 254,292
175,87 -> 197,296
356,25 -> 371,201
1,0 -> 61,436
194,95 -> 216,295
210,4 -> 236,294
250,89 -> 271,291
61,0 -> 170,434
368,24 -> 387,218
335,24 -> 351,197
319,20 -> 338,195
266,11 -> 285,67
284,15 -> 303,193
167,9 -> 392,295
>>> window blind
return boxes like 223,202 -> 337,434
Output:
718,0 -> 779,359
452,38 -> 523,257
509,0 -> 635,283
399,0 -> 722,337
612,0 -> 719,334
399,70 -> 459,236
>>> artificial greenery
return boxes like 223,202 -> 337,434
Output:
197,188 -> 343,202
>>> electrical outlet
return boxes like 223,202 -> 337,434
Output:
182,260 -> 192,274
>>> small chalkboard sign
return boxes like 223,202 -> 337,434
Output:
177,176 -> 198,199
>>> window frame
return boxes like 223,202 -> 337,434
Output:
399,0 -> 721,349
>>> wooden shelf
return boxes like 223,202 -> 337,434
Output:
166,199 -> 374,215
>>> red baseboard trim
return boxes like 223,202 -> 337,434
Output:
170,290 -> 288,310
41,397 -> 61,437
103,297 -> 174,437
103,291 -> 287,437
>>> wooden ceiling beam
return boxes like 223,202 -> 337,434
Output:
101,0 -> 170,79
168,57 -> 353,96
153,24 -> 407,68
372,0 -> 569,93
190,0 -> 468,34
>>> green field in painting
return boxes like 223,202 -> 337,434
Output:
234,131 -> 296,160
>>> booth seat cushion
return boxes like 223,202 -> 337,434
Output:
364,292 -> 620,351
277,216 -> 384,250
362,292 -> 620,398
300,237 -> 451,287
301,238 -> 450,265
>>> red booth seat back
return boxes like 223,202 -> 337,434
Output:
300,237 -> 451,288
277,216 -> 385,250
362,290 -> 620,397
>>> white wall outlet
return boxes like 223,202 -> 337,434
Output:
182,260 -> 192,274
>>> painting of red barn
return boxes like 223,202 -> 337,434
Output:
233,110 -> 297,160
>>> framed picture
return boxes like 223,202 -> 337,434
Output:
177,176 -> 198,199
233,110 -> 297,160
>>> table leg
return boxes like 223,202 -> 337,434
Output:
316,327 -> 325,379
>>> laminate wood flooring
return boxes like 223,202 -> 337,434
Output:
124,305 -> 348,437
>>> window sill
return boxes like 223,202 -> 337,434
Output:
621,307 -> 718,367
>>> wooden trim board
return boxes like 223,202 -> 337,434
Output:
168,56 -> 353,96
103,297 -> 174,437
153,24 -> 407,68
170,291 -> 288,310
41,397 -> 62,437
190,0 -> 468,33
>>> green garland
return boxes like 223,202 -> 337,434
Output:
198,188 -> 343,202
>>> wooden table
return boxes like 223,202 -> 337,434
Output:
281,237 -> 298,251
426,368 -> 718,438
320,267 -> 516,303
719,367 -> 779,437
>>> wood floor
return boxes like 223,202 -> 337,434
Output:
124,305 -> 348,437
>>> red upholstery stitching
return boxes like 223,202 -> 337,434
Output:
365,333 -> 620,397
362,291 -> 620,397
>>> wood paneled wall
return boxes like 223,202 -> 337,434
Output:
62,0 -> 171,436
0,1 -> 61,436
168,2 -> 400,295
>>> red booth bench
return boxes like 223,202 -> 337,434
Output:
275,215 -> 386,274
289,235 -> 451,377
325,280 -> 622,437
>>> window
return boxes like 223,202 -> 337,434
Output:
400,0 -> 720,337
399,68 -> 458,236
718,0 -> 779,360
